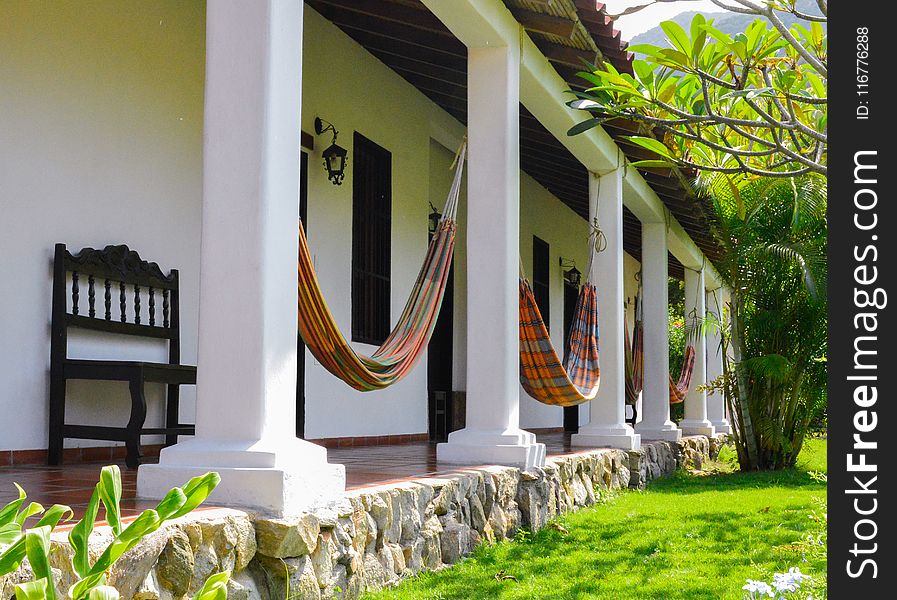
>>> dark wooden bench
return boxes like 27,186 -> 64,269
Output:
48,244 -> 196,468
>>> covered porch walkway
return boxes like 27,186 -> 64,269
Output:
2,433 -> 591,521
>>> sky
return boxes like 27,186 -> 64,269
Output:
602,0 -> 721,39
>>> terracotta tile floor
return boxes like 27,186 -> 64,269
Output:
0,433 -> 579,520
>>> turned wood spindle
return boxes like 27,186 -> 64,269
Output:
71,271 -> 79,315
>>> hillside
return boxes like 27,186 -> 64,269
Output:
628,0 -> 825,48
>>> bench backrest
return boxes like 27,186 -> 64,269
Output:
51,244 -> 182,364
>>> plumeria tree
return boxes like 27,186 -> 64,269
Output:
568,0 -> 827,177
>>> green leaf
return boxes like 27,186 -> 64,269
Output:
0,522 -> 22,546
0,483 -> 27,526
660,21 -> 692,58
192,571 -> 230,600
14,578 -> 50,600
567,118 -> 604,137
657,80 -> 676,104
700,24 -> 733,45
810,21 -> 824,48
15,502 -> 45,526
625,44 -> 663,59
87,586 -> 120,600
25,526 -> 56,600
690,14 -> 707,62
69,487 -> 101,579
0,537 -> 26,576
98,466 -> 122,536
623,136 -> 675,159
153,488 -> 188,521
631,160 -> 676,169
167,473 -> 220,521
35,505 -> 73,529
655,48 -> 691,69
723,176 -> 746,220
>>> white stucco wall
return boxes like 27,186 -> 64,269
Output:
0,1 -> 206,451
300,8 -> 470,439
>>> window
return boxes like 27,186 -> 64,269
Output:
532,236 -> 550,328
352,133 -> 392,345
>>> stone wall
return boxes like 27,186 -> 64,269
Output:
3,435 -> 726,599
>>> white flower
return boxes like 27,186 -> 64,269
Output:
771,567 -> 811,594
786,567 -> 810,584
743,579 -> 775,598
772,575 -> 797,594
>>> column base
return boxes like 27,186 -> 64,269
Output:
679,419 -> 716,437
636,421 -> 682,442
711,420 -> 732,435
137,437 -> 345,517
437,428 -> 546,470
571,424 -> 641,450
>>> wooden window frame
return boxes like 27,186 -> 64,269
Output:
532,236 -> 550,329
351,132 -> 392,346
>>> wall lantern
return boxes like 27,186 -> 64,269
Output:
314,117 -> 348,185
428,202 -> 442,236
559,258 -> 582,287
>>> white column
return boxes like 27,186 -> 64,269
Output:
679,268 -> 715,436
636,222 -> 681,441
572,169 -> 639,450
706,287 -> 731,433
139,0 -> 344,516
437,38 -> 545,470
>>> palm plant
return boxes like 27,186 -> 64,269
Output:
703,172 -> 826,470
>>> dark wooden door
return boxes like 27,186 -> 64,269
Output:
562,281 -> 580,432
427,258 -> 454,442
297,152 -> 308,438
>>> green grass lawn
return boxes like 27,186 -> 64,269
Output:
365,439 -> 827,600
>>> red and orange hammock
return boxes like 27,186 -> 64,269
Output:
624,291 -> 696,406
296,142 -> 466,391
519,279 -> 600,407
518,223 -> 603,407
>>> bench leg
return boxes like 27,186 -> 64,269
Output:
48,377 -> 66,465
126,379 -> 148,469
166,384 -> 180,447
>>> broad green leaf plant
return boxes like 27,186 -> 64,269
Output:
1,466 -> 226,600
568,1 -> 827,178
700,171 -> 827,470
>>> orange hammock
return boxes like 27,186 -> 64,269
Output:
519,279 -> 600,407
296,142 -> 466,391
668,345 -> 696,404
624,295 -> 644,407
624,286 -> 696,408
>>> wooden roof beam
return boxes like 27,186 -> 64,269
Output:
509,8 -> 578,39
532,39 -> 599,69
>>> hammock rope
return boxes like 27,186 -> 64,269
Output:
296,141 -> 466,391
518,227 -> 602,407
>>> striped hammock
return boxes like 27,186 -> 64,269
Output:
296,142 -> 466,391
624,287 -> 695,406
519,279 -> 600,407
624,313 -> 644,406
668,345 -> 696,404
